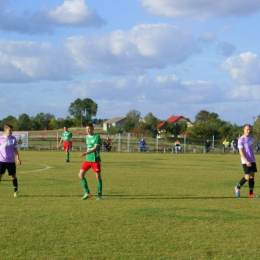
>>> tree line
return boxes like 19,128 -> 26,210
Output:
1,97 -> 258,141
0,98 -> 104,131
115,109 -> 255,141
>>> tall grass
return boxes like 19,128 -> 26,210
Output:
1,151 -> 260,259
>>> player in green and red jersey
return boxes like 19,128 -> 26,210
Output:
78,123 -> 102,200
58,126 -> 72,162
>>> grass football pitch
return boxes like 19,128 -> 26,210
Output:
1,151 -> 260,260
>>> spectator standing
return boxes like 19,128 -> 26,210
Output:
231,140 -> 236,153
222,138 -> 230,153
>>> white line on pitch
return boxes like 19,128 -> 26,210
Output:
19,164 -> 54,173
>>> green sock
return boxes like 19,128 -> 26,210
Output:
66,152 -> 69,160
97,179 -> 102,196
80,178 -> 90,194
67,152 -> 70,160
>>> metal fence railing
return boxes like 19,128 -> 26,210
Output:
18,134 -> 260,154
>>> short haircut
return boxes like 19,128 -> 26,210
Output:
86,123 -> 94,128
243,124 -> 251,129
4,124 -> 13,130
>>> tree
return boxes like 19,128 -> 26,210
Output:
44,113 -> 55,129
175,121 -> 187,136
57,116 -> 74,129
230,124 -> 243,139
194,110 -> 219,123
17,113 -> 31,130
189,110 -> 223,139
123,110 -> 141,132
253,115 -> 260,141
34,113 -> 45,130
107,126 -> 122,135
0,115 -> 18,130
218,121 -> 233,139
34,113 -> 55,130
30,116 -> 40,130
189,110 -> 242,140
49,118 -> 59,130
189,119 -> 222,139
160,121 -> 187,139
131,123 -> 148,135
68,98 -> 98,127
143,112 -> 159,137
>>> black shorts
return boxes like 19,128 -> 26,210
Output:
0,162 -> 16,176
242,162 -> 257,175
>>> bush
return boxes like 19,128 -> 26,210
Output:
107,126 -> 122,135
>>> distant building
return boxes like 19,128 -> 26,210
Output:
156,116 -> 193,138
103,116 -> 127,131
156,115 -> 193,130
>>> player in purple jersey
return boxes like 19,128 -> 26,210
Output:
0,124 -> 21,197
235,124 -> 258,198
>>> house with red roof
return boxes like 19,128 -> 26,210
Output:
156,115 -> 193,130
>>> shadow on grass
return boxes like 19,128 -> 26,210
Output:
102,195 -> 243,199
19,194 -> 241,199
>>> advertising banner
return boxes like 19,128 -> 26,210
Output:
0,131 -> 28,148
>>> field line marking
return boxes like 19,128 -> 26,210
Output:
19,164 -> 54,173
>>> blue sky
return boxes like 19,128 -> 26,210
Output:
1,0 -> 260,125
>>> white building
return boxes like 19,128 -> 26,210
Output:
103,116 -> 127,131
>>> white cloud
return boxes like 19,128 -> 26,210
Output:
228,85 -> 260,101
1,75 -> 257,125
156,75 -> 180,84
65,75 -> 232,120
222,52 -> 260,85
0,0 -> 105,34
66,75 -> 222,106
36,0 -> 106,27
0,24 -> 198,82
0,40 -> 75,82
140,0 -> 260,18
66,77 -> 137,101
64,23 -> 199,75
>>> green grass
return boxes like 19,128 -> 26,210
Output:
1,151 -> 260,259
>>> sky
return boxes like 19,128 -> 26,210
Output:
1,0 -> 260,126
